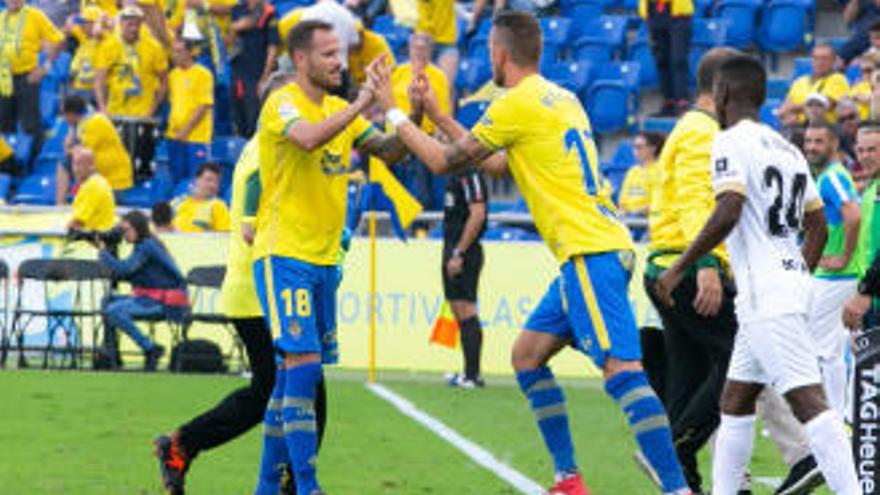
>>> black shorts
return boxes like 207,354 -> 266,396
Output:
442,244 -> 483,302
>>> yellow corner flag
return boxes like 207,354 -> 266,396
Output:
430,301 -> 459,348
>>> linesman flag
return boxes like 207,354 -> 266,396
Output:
430,301 -> 459,349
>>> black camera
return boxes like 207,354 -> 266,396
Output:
67,226 -> 124,249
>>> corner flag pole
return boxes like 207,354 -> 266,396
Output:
368,210 -> 377,384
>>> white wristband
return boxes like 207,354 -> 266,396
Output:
385,108 -> 409,130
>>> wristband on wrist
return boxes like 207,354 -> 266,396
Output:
452,247 -> 463,258
386,108 -> 409,129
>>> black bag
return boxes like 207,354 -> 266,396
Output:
170,339 -> 227,373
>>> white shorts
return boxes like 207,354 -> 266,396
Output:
807,278 -> 857,363
727,313 -> 822,394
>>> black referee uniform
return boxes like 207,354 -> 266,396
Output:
442,169 -> 488,383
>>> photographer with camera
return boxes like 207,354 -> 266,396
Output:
67,146 -> 116,231
98,210 -> 189,371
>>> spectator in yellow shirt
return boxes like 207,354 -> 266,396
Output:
172,162 -> 230,232
0,0 -> 65,154
387,33 -> 451,208
58,95 -> 133,204
67,6 -> 106,104
167,39 -> 214,182
779,44 -> 850,125
851,53 -> 878,120
348,22 -> 395,87
618,131 -> 665,217
68,146 -> 117,231
94,5 -> 169,120
414,0 -> 457,93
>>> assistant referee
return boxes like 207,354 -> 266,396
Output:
443,168 -> 488,388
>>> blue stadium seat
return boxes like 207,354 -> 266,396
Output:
760,98 -> 783,131
483,226 -> 541,242
586,63 -> 640,134
599,162 -> 629,202
582,16 -> 628,52
456,101 -> 490,128
791,57 -> 812,82
567,5 -> 604,40
154,139 -> 169,165
715,0 -> 761,48
211,136 -> 246,166
758,0 -> 813,53
688,46 -> 706,88
766,78 -> 790,100
173,178 -> 194,199
36,119 -> 68,161
0,173 -> 10,202
541,17 -> 573,47
641,117 -> 676,134
12,173 -> 55,205
694,0 -> 714,16
116,184 -> 154,208
846,64 -> 863,85
542,41 -> 561,66
572,38 -> 613,66
612,140 -> 636,169
544,61 -> 594,95
274,0 -> 301,16
40,89 -> 59,128
559,0 -> 609,17
628,39 -> 658,89
691,18 -> 730,48
4,131 -> 33,167
455,57 -> 490,94
467,37 -> 488,58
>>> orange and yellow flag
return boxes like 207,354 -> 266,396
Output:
429,301 -> 459,349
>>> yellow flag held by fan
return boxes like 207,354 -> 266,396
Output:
429,301 -> 459,349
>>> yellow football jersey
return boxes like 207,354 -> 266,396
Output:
167,64 -> 214,143
391,63 -> 450,135
71,36 -> 102,91
851,79 -> 871,120
471,74 -> 633,263
78,113 -> 133,190
172,195 -> 231,232
253,82 -> 375,265
786,73 -> 850,123
618,162 -> 659,214
220,137 -> 262,317
415,0 -> 456,45
0,6 -> 65,75
349,28 -> 395,85
95,33 -> 169,118
71,173 -> 116,230
648,109 -> 728,267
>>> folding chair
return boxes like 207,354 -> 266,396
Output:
184,266 -> 246,372
8,259 -> 111,369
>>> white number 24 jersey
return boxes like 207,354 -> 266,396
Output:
711,119 -> 824,322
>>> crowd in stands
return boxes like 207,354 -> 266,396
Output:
0,0 -> 879,233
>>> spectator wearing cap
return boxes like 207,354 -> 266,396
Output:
640,0 -> 693,117
300,0 -> 360,97
173,0 -> 227,81
172,162 -> 230,232
780,44 -> 850,125
839,0 -> 880,63
94,5 -> 169,120
67,6 -> 106,104
0,0 -> 65,162
804,93 -> 832,125
58,95 -> 133,204
227,0 -> 279,137
167,39 -> 214,183
68,145 -> 117,231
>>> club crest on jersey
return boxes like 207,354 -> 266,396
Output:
278,101 -> 299,122
287,320 -> 302,338
320,150 -> 349,175
715,157 -> 729,173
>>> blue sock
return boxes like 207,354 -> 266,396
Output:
283,363 -> 323,495
605,370 -> 687,493
516,367 -> 577,475
255,369 -> 288,495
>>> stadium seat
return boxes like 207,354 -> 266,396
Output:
35,119 -> 68,162
628,39 -> 658,89
173,178 -> 194,199
758,0 -> 813,53
542,41 -> 561,66
154,139 -> 169,165
0,173 -> 11,202
4,131 -> 33,167
575,16 -> 628,53
455,57 -> 490,94
40,89 -> 59,128
483,226 -> 541,242
641,117 -> 676,134
12,173 -> 55,205
559,0 -> 609,17
544,61 -> 594,95
821,36 -> 849,55
766,78 -> 790,100
567,5 -> 604,39
541,17 -> 573,47
211,136 -> 246,166
693,0 -> 713,16
586,63 -> 640,134
691,18 -> 730,48
791,57 -> 812,82
116,184 -> 154,208
612,140 -> 636,169
456,101 -> 490,128
688,46 -> 706,88
846,64 -> 863,85
760,98 -> 783,131
715,0 -> 761,48
572,38 -> 613,66
467,37 -> 488,59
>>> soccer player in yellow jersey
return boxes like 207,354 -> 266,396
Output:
251,21 -> 408,495
368,11 -> 690,495
68,146 -> 116,231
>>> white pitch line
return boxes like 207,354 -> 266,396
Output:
367,382 -> 545,495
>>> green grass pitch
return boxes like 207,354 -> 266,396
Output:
0,369 -> 832,494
